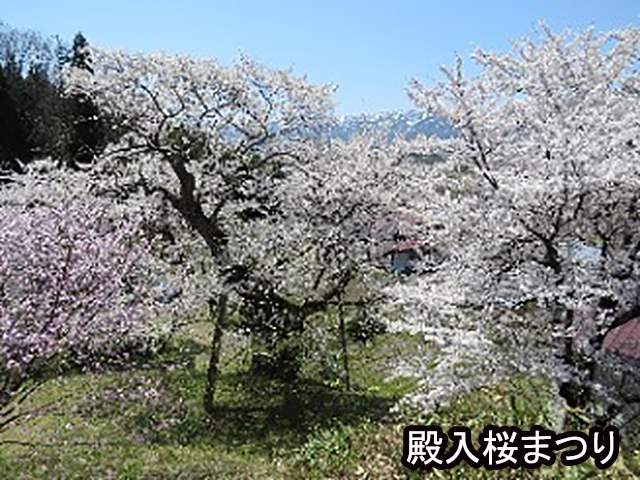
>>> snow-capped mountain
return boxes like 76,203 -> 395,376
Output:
329,110 -> 456,141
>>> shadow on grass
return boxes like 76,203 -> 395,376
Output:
204,373 -> 398,451
115,368 -> 399,454
57,334 -> 401,456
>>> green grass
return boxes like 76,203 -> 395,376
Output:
0,325 -> 414,478
1,324 -> 639,479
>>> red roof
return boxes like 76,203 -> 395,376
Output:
393,239 -> 426,252
602,320 -> 640,360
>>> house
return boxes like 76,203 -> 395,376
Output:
388,239 -> 426,275
361,213 -> 424,273
356,212 -> 444,275
384,239 -> 448,275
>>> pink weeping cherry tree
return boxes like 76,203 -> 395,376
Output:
0,169 -> 159,431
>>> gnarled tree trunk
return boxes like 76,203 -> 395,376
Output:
204,293 -> 227,414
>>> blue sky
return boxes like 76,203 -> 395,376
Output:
3,1 -> 639,115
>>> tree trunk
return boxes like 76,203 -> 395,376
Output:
559,307 -> 596,409
203,293 -> 227,414
339,302 -> 351,391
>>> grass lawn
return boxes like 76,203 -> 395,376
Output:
1,321 -> 639,479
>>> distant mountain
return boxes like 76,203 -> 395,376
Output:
328,110 -> 457,141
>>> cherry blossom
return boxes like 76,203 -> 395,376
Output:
393,24 -> 640,413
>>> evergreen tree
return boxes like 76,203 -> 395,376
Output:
0,23 -> 64,168
62,32 -> 112,167
0,58 -> 29,168
69,32 -> 93,73
0,25 -> 115,170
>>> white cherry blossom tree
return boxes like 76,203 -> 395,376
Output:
64,47 -> 417,408
394,24 -> 640,417
228,130 -> 424,386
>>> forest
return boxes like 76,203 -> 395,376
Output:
1,20 -> 640,478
